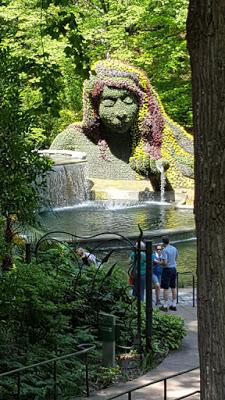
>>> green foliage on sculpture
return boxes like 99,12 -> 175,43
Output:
51,59 -> 194,190
81,60 -> 164,162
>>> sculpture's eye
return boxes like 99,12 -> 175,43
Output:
102,99 -> 115,107
123,96 -> 134,105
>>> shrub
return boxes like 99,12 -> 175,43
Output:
0,246 -> 186,398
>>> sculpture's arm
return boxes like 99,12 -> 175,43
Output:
50,125 -> 82,151
162,119 -> 194,180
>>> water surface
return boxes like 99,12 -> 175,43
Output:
39,200 -> 194,237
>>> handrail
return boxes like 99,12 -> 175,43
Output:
104,365 -> 200,399
176,271 -> 197,307
0,344 -> 95,399
175,390 -> 200,399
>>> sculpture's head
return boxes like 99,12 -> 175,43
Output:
82,59 -> 164,160
98,86 -> 138,134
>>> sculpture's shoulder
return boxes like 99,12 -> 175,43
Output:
50,123 -> 91,151
162,116 -> 194,186
164,117 -> 193,154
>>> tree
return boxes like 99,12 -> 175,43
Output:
0,46 -> 52,269
187,2 -> 225,399
76,0 -> 192,128
0,0 -> 92,269
1,0 -> 192,134
0,0 -> 88,145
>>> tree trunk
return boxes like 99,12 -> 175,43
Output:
187,2 -> 225,399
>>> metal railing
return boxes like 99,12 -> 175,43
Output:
176,272 -> 197,307
103,366 -> 200,400
0,344 -> 95,399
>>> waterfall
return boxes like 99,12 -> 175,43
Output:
45,162 -> 89,208
38,150 -> 89,209
156,161 -> 166,202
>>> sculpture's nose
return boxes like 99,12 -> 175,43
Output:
114,99 -> 126,120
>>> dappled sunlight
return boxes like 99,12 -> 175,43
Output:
124,369 -> 200,399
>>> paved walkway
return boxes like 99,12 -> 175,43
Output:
81,290 -> 199,400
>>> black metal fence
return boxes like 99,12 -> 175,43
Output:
0,344 -> 95,399
2,230 -> 197,399
101,366 -> 200,400
34,230 -> 197,348
34,229 -> 152,351
176,272 -> 196,308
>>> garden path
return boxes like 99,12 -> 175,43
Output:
80,290 -> 199,400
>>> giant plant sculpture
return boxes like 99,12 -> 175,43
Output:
51,60 -> 194,190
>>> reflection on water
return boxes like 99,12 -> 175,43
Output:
39,200 -> 194,237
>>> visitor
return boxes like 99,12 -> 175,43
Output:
129,241 -> 161,302
160,236 -> 178,312
129,241 -> 146,301
152,244 -> 163,305
75,247 -> 100,267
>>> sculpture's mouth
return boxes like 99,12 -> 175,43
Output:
109,118 -> 132,131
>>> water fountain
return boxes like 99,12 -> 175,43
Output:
35,148 -> 196,281
37,149 -> 194,243
39,149 -> 89,208
156,161 -> 166,203
37,60 -> 195,245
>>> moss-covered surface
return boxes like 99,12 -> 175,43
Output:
51,60 -> 194,191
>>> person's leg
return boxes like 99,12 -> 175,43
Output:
133,275 -> 146,301
163,288 -> 169,306
152,274 -> 161,304
160,269 -> 170,311
172,288 -> 177,303
140,275 -> 146,301
156,271 -> 162,304
169,269 -> 177,311
155,283 -> 161,304
155,284 -> 161,304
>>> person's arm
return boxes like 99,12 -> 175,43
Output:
160,249 -> 167,266
153,255 -> 163,265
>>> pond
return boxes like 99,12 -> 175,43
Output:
39,200 -> 194,237
37,200 -> 196,284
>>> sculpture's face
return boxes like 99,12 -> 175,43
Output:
99,87 -> 139,134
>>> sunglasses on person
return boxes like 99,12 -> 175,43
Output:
156,247 -> 161,251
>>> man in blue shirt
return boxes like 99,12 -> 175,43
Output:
160,236 -> 178,311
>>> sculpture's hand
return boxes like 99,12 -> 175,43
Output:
155,159 -> 170,172
129,153 -> 169,177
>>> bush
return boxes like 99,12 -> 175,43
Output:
0,246 -> 186,398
